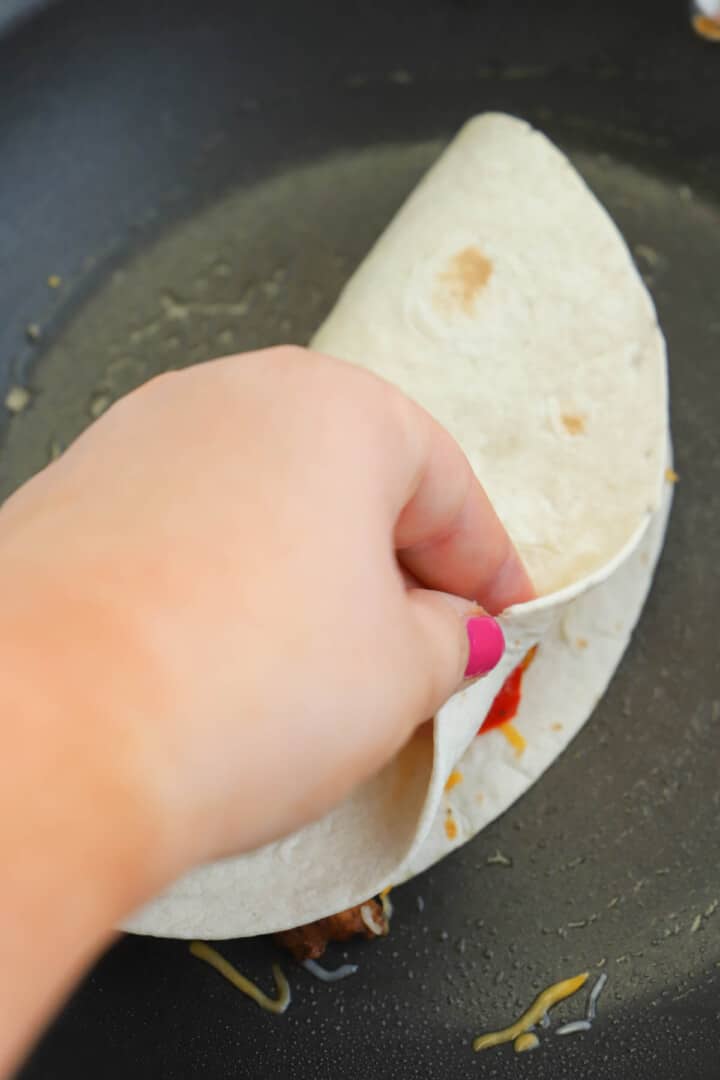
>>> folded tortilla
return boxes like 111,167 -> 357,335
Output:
126,114 -> 670,939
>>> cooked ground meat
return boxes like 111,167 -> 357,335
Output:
273,900 -> 388,962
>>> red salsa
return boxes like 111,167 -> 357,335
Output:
479,646 -> 538,734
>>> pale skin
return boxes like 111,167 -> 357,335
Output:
0,346 -> 533,1075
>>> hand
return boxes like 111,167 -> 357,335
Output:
0,345 -> 534,1073
0,346 -> 533,877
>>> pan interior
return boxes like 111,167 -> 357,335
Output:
7,135 -> 720,1079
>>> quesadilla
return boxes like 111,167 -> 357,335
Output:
126,114 -> 670,939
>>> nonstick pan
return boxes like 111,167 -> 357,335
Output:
1,1 -> 719,1077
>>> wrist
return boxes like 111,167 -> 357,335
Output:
0,556 -> 182,919
0,553 -> 188,1072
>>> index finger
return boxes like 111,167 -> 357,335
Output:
391,402 -> 535,614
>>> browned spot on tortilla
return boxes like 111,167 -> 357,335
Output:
561,413 -> 586,435
665,467 -> 679,484
576,637 -> 588,650
445,813 -> 458,841
437,246 -> 493,314
692,13 -> 720,40
551,722 -> 563,731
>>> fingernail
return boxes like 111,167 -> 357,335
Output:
464,616 -> 505,678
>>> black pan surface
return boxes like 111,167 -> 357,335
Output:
1,1 -> 719,1077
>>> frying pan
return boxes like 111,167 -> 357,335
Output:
1,0 -> 718,1076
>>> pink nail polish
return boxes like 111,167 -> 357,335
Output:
464,617 -> 505,678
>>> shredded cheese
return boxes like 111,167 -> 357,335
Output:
520,644 -> 539,672
189,941 -> 291,1014
303,958 -> 358,982
586,971 -> 608,1020
556,1020 -> 592,1036
692,13 -> 720,40
360,903 -> 385,936
444,769 -> 463,792
379,886 -> 394,921
500,721 -> 526,756
473,972 -> 589,1052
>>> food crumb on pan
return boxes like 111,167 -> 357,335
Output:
5,385 -> 32,413
486,850 -> 513,867
88,391 -> 113,419
634,243 -> 662,267
47,274 -> 62,288
26,323 -> 41,342
47,437 -> 63,462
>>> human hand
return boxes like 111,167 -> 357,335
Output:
0,346 -> 533,883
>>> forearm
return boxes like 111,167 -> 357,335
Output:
0,345 -> 529,1073
0,569 -> 172,1077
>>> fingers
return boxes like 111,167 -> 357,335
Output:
403,590 -> 506,722
392,408 -> 535,614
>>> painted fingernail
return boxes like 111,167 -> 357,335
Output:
464,616 -> 505,678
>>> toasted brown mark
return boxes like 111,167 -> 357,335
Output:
692,14 -> 720,40
437,246 -> 493,313
561,413 -> 586,435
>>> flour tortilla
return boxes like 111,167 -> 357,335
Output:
125,114 -> 669,939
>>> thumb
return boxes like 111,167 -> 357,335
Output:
404,589 -> 506,721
